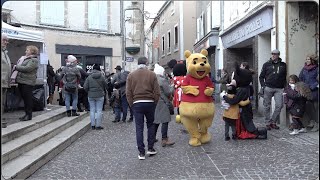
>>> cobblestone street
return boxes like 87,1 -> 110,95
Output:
28,105 -> 319,180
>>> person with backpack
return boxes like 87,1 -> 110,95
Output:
61,55 -> 81,117
111,65 -> 133,122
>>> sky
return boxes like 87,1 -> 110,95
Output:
144,1 -> 166,30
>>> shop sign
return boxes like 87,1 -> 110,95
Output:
221,7 -> 273,48
126,57 -> 134,62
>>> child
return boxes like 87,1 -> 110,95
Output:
284,74 -> 312,135
221,80 -> 250,141
109,88 -> 122,123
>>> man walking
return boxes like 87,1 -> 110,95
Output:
259,49 -> 287,130
126,57 -> 160,160
1,33 -> 12,128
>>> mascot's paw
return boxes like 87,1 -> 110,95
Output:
176,115 -> 181,123
200,133 -> 211,144
204,87 -> 214,96
182,86 -> 199,96
189,138 -> 201,146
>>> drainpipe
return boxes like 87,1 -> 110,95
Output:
179,1 -> 184,59
120,0 -> 125,70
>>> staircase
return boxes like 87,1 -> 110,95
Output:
1,107 -> 90,179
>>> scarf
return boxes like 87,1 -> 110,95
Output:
10,56 -> 27,83
138,64 -> 147,69
303,64 -> 317,71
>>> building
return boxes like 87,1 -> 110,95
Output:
219,1 -> 319,126
149,0 -> 197,69
2,1 -> 144,73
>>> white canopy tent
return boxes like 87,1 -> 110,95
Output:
2,21 -> 48,111
1,21 -> 44,42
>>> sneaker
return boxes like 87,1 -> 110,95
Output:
298,128 -> 307,133
91,126 -> 96,130
270,123 -> 280,129
289,129 -> 299,135
96,127 -> 104,130
146,148 -> 157,155
138,153 -> 145,160
225,136 -> 230,141
127,118 -> 133,122
232,134 -> 237,140
266,125 -> 272,131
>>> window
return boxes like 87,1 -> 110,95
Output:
40,1 -> 64,26
88,1 -> 108,31
197,13 -> 205,41
206,5 -> 211,34
167,30 -> 171,54
174,24 -> 179,51
162,35 -> 165,56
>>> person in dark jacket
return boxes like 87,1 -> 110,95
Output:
84,64 -> 107,130
299,54 -> 319,132
284,75 -> 312,135
13,45 -> 39,121
77,64 -> 89,112
259,49 -> 287,130
215,68 -> 230,93
47,61 -> 56,105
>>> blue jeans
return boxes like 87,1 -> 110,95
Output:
114,107 -> 121,121
132,102 -> 156,154
88,97 -> 104,127
64,92 -> 78,111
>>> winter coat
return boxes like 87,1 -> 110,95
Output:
15,56 -> 39,86
111,71 -> 130,97
1,48 -> 11,88
47,64 -> 55,86
61,63 -> 81,93
259,58 -> 287,89
109,89 -> 121,108
84,69 -> 107,98
154,74 -> 174,124
284,84 -> 307,118
299,64 -> 318,101
78,67 -> 89,86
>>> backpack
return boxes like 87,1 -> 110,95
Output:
64,70 -> 77,93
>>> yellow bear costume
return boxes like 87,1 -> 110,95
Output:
177,49 -> 215,146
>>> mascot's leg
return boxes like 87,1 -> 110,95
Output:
182,118 -> 201,146
199,117 -> 214,144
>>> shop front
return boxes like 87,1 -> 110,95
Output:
220,6 -> 274,111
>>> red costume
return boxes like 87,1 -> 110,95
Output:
173,76 -> 186,107
181,74 -> 214,103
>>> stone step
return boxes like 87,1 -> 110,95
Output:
1,116 -> 91,179
1,107 -> 67,144
1,112 -> 88,165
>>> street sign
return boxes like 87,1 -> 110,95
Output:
126,57 -> 134,62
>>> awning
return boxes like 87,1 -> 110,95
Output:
1,21 -> 44,42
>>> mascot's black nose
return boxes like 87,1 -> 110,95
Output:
200,63 -> 205,66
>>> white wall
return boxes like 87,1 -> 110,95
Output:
3,1 -> 37,25
110,1 -> 121,34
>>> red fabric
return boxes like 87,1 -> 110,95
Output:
173,76 -> 186,107
236,113 -> 257,139
181,75 -> 214,103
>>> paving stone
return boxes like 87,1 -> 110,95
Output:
27,104 -> 319,179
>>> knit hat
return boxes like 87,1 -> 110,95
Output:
67,55 -> 77,63
154,64 -> 165,76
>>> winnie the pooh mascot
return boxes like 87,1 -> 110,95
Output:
178,49 -> 215,146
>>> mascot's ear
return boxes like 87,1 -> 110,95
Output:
184,50 -> 192,58
200,49 -> 208,57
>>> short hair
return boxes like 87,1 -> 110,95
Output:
138,56 -> 148,65
241,62 -> 250,69
26,45 -> 39,55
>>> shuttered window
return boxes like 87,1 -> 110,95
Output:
40,1 -> 65,26
88,1 -> 108,31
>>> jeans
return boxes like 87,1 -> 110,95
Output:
114,107 -> 121,121
154,122 -> 169,139
263,87 -> 284,125
18,83 -> 34,116
64,92 -> 78,111
132,102 -> 156,154
88,97 -> 104,127
121,95 -> 133,121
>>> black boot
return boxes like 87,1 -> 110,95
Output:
21,113 -> 32,121
72,110 -> 80,116
19,114 -> 28,121
67,110 -> 71,117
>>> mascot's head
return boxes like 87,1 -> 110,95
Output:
173,60 -> 187,76
231,62 -> 252,87
184,49 -> 210,79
